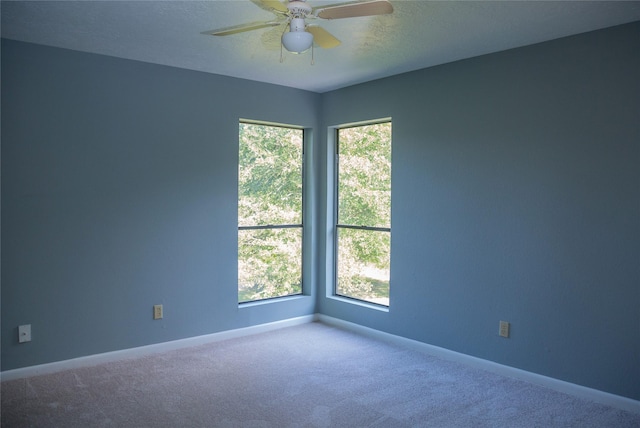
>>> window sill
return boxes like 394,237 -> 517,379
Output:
238,294 -> 308,308
327,295 -> 390,313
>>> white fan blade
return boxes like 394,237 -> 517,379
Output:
314,0 -> 393,20
203,21 -> 282,37
250,0 -> 289,14
307,26 -> 341,49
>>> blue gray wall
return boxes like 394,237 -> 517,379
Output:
2,21 -> 639,401
1,40 -> 319,370
318,22 -> 640,400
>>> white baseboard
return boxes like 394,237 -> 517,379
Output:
316,314 -> 640,415
0,315 -> 316,382
3,313 -> 638,415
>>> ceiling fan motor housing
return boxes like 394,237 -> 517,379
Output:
290,18 -> 306,32
287,1 -> 312,18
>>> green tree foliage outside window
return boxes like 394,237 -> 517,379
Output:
336,122 -> 391,306
238,123 -> 303,303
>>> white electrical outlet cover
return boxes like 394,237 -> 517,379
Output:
18,324 -> 32,343
499,321 -> 510,338
153,304 -> 163,320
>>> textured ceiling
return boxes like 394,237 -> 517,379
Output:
2,1 -> 640,93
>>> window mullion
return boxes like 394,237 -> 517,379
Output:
336,224 -> 390,232
239,224 -> 303,231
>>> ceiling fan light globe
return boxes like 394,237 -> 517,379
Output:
282,31 -> 313,53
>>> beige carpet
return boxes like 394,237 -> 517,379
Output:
2,322 -> 639,427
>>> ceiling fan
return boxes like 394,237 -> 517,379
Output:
203,0 -> 393,55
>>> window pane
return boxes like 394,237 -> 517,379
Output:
336,121 -> 391,306
238,228 -> 302,302
338,123 -> 391,228
336,228 -> 390,306
239,123 -> 303,227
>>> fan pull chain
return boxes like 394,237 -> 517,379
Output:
279,25 -> 288,63
311,44 -> 315,65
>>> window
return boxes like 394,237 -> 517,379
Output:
238,122 -> 303,303
335,121 -> 392,306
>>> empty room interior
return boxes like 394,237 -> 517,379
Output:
1,0 -> 639,426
